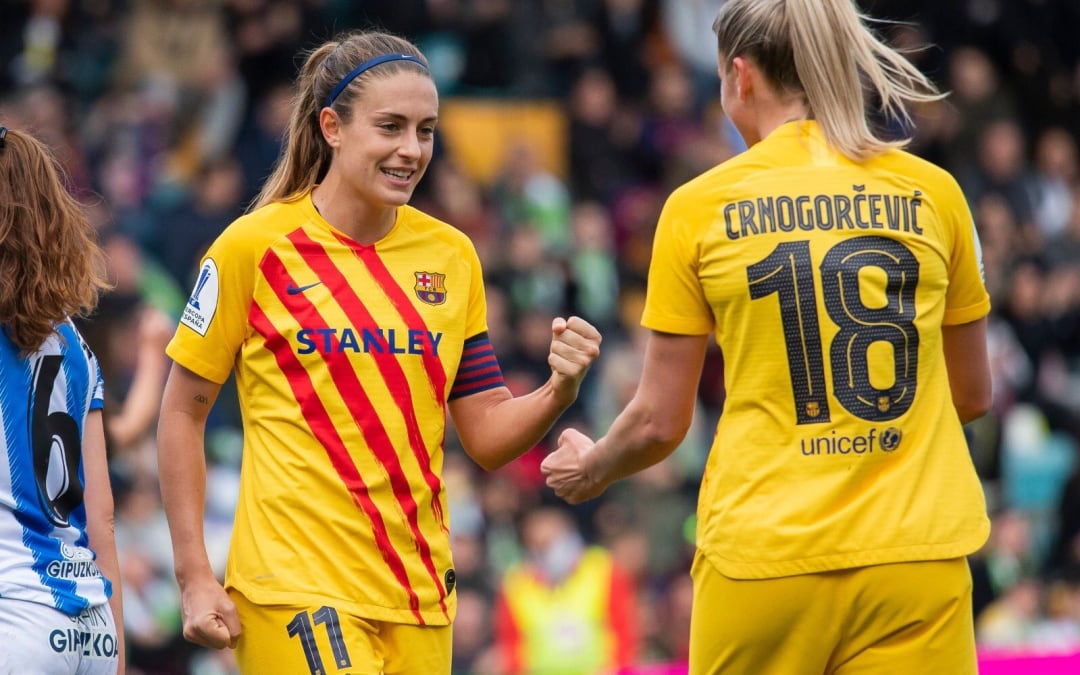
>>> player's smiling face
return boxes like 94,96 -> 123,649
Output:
333,71 -> 438,209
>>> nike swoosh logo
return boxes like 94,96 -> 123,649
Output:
287,281 -> 323,295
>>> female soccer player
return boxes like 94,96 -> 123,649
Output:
157,30 -> 601,674
0,126 -> 124,673
543,1 -> 992,673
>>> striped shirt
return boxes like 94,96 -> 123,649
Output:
167,192 -> 501,625
0,320 -> 111,615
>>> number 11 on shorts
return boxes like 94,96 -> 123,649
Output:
287,606 -> 352,674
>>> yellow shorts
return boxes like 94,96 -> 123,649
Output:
688,553 -> 976,675
229,589 -> 452,675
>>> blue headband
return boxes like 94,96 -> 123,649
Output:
325,54 -> 428,108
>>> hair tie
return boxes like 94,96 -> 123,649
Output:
325,54 -> 428,108
0,126 -> 8,149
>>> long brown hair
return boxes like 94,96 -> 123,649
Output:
252,30 -> 429,210
713,0 -> 943,160
0,128 -> 110,353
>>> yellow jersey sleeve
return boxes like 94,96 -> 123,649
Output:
464,239 -> 489,340
167,219 -> 260,383
940,175 -> 991,326
641,190 -> 714,335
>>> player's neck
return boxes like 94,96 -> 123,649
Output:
746,100 -> 810,146
311,179 -> 396,245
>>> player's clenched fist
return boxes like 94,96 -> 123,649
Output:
547,316 -> 602,403
180,577 -> 241,649
541,428 -> 607,504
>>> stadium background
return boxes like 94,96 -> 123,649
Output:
2,0 -> 1079,673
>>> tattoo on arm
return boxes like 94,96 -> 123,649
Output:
194,394 -> 209,405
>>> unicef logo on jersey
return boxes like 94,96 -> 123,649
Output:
880,427 -> 903,452
800,427 -> 904,457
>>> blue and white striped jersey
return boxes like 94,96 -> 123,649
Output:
0,320 -> 111,616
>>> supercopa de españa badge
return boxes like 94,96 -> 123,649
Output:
414,271 -> 447,305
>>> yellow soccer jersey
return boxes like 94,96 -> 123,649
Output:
643,121 -> 991,578
167,191 -> 497,625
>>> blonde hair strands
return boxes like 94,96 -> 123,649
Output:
713,0 -> 944,161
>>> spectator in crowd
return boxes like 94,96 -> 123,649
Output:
971,509 -> 1041,619
77,290 -> 174,463
976,576 -> 1044,651
941,46 -> 1017,175
961,119 -> 1040,252
566,67 -> 642,204
147,156 -> 245,288
1031,126 -> 1077,242
1049,465 -> 1080,575
114,0 -> 245,179
494,507 -> 638,674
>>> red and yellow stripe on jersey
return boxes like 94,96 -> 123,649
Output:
167,191 -> 502,625
643,121 -> 991,579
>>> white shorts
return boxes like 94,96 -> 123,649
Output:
0,598 -> 119,675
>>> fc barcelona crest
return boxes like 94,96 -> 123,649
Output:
414,271 -> 447,305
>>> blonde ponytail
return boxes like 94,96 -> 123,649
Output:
713,0 -> 943,161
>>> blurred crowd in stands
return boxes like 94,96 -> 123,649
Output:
2,0 -> 1079,672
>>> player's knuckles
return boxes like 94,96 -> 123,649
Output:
573,326 -> 601,343
197,631 -> 227,649
563,331 -> 598,351
561,336 -> 599,360
551,338 -> 580,356
552,343 -> 590,365
550,355 -> 579,375
182,625 -> 208,645
566,316 -> 598,335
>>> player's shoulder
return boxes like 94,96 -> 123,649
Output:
877,148 -> 964,198
211,199 -> 306,256
400,205 -> 477,252
662,150 -> 760,215
58,318 -> 94,357
876,147 -> 951,178
690,149 -> 756,187
229,199 -> 306,239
